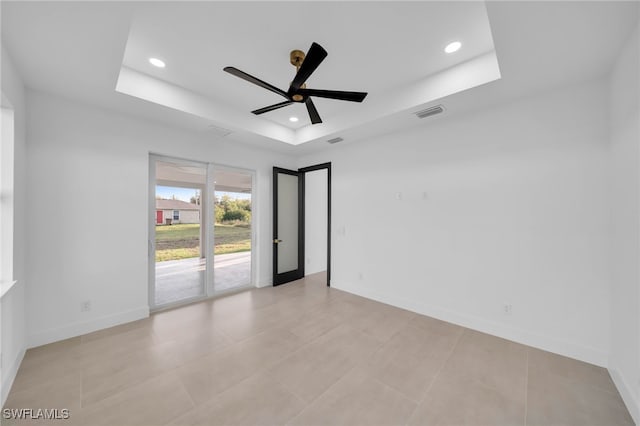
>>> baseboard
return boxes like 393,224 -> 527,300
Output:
27,306 -> 150,349
610,367 -> 640,425
256,277 -> 272,288
1,348 -> 25,407
332,280 -> 608,367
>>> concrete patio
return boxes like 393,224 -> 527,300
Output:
154,251 -> 251,306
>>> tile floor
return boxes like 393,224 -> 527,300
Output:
2,272 -> 633,426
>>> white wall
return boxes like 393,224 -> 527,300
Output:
304,169 -> 328,276
299,79 -> 612,366
0,46 -> 27,406
25,90 -> 296,348
609,20 -> 640,424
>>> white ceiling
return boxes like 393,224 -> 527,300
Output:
156,160 -> 252,192
121,2 -> 495,130
116,1 -> 500,145
1,1 -> 638,154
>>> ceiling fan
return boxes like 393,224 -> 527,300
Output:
223,42 -> 368,125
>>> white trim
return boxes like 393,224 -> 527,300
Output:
1,347 -> 25,406
207,163 -> 215,297
148,156 -> 156,310
332,280 -> 608,367
609,368 -> 640,425
27,306 -> 149,349
0,280 -> 17,299
149,154 -> 257,310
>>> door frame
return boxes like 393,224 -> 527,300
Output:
149,154 -> 209,311
299,162 -> 331,287
272,163 -> 331,287
272,167 -> 305,286
148,154 -> 257,311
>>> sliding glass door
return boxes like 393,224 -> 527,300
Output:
212,168 -> 253,292
149,156 -> 254,309
152,158 -> 207,307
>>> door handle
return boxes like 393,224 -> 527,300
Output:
273,239 -> 283,244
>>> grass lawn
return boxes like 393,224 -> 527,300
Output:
155,223 -> 251,262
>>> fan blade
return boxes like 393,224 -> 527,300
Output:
252,101 -> 294,115
223,67 -> 288,99
289,42 -> 328,91
297,88 -> 367,102
305,98 -> 322,124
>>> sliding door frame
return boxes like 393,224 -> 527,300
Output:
148,154 -> 256,311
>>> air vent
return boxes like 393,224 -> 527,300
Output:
414,105 -> 445,119
206,124 -> 232,137
327,137 -> 344,144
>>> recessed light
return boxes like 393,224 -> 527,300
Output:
444,41 -> 462,54
149,57 -> 166,68
289,116 -> 299,122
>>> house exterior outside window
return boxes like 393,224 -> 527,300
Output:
173,210 -> 179,220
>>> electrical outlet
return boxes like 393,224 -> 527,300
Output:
503,303 -> 512,315
81,300 -> 92,312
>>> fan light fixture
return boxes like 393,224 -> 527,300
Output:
444,41 -> 462,54
224,42 -> 368,125
149,58 -> 166,68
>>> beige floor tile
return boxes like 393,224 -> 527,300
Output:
409,314 -> 464,338
390,321 -> 463,362
528,347 -> 618,394
213,302 -> 296,342
177,328 -> 304,404
408,374 -> 526,426
438,330 -> 528,402
286,303 -> 345,344
80,318 -> 152,343
75,372 -> 194,426
526,366 -> 634,426
78,325 -> 160,364
81,340 -> 181,407
149,307 -> 218,341
347,302 -> 417,343
301,271 -> 329,286
2,275 -> 633,426
267,324 -> 381,403
363,339 -> 445,402
10,349 -> 82,393
2,373 -> 82,426
161,327 -> 232,365
289,366 -> 416,426
21,337 -> 81,362
4,373 -> 81,409
168,372 -> 306,426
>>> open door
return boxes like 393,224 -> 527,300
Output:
273,167 -> 304,286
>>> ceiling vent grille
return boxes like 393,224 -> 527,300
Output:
414,105 -> 445,119
206,124 -> 232,137
327,137 -> 344,144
